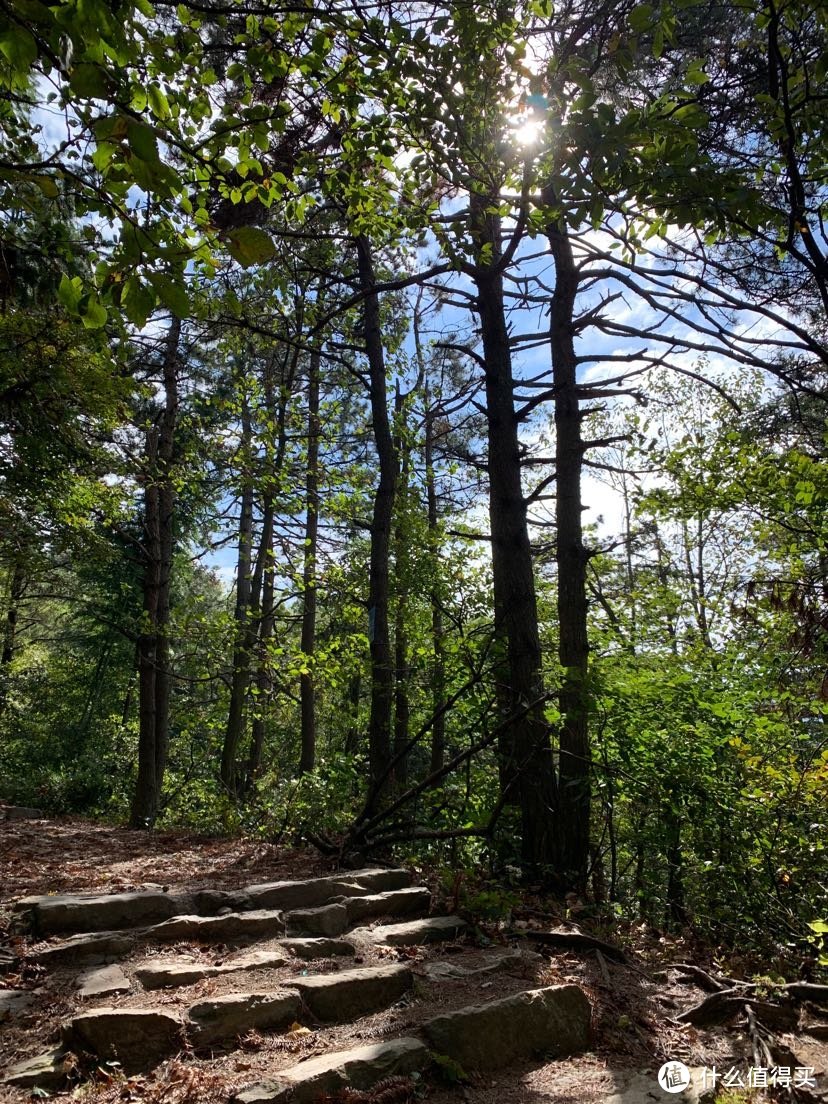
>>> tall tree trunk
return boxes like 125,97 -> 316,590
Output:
357,234 -> 397,805
424,384 -> 446,775
546,193 -> 591,890
248,514 -> 274,785
154,317 -> 180,797
221,399 -> 255,797
245,353 -> 290,786
299,348 -> 321,774
130,318 -> 180,829
0,559 -> 24,714
392,381 -> 410,789
471,191 -> 558,872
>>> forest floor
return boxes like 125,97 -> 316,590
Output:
1,814 -> 827,1104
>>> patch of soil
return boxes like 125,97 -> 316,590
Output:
0,815 -> 321,903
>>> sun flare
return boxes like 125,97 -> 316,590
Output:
511,117 -> 544,147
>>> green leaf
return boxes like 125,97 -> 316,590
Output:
629,4 -> 653,30
225,226 -> 276,267
148,84 -> 171,120
127,121 -> 159,163
81,297 -> 108,329
69,63 -> 111,98
0,27 -> 37,69
122,277 -> 156,327
30,175 -> 59,197
148,273 -> 190,317
58,273 -> 83,312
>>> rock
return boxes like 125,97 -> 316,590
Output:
423,984 -> 591,1070
76,964 -> 131,999
241,868 -> 411,912
191,889 -> 238,915
0,804 -> 44,820
65,1008 -> 183,1071
233,1037 -> 428,1103
353,914 -> 466,946
187,991 -> 301,1046
150,909 -> 285,943
0,988 -> 34,1018
422,948 -> 531,980
136,949 -> 288,990
2,1048 -> 68,1089
17,890 -> 184,936
344,887 -> 431,924
603,1067 -> 715,1104
804,1022 -> 828,1040
34,930 -> 137,965
284,964 -> 412,1022
280,937 -> 355,960
285,902 -> 348,937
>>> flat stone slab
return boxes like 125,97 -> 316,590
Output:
0,987 -> 35,1018
34,930 -> 137,965
241,868 -> 411,912
423,984 -> 590,1070
64,1007 -> 183,1071
14,868 -> 413,936
76,964 -> 131,999
150,909 -> 285,942
352,915 -> 466,946
233,1037 -> 428,1103
2,1048 -> 68,1089
187,991 -> 301,1046
284,964 -> 412,1022
603,1067 -> 714,1104
136,949 -> 288,990
280,937 -> 355,960
422,947 -> 530,980
16,889 -> 184,936
344,886 -> 431,925
285,901 -> 347,937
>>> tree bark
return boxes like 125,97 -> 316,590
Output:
546,191 -> 591,890
299,348 -> 321,773
220,398 -> 255,797
424,383 -> 446,776
356,234 -> 397,805
393,381 -> 410,789
471,191 -> 558,872
130,317 -> 180,829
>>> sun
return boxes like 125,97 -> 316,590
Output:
511,116 -> 544,147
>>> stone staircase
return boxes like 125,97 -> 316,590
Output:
2,867 -> 591,1101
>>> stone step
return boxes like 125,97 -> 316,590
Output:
0,988 -> 35,1018
149,908 -> 286,943
422,983 -> 591,1070
135,948 -> 288,990
350,914 -> 466,946
14,867 -> 412,937
57,965 -> 412,1070
242,868 -> 411,912
283,963 -> 412,1022
188,991 -> 301,1047
2,1048 -> 68,1090
32,909 -> 287,966
343,886 -> 431,925
284,901 -> 347,937
76,964 -> 130,999
422,947 -> 535,979
280,937 -> 355,960
34,930 -> 138,966
233,1037 -> 428,1104
63,1008 -> 184,1072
